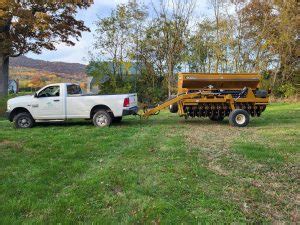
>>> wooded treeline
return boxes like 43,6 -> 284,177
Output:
88,0 -> 298,102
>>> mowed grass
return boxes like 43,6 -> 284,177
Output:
0,103 -> 299,223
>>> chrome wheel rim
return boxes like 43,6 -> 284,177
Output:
235,114 -> 246,125
18,117 -> 30,128
96,114 -> 108,127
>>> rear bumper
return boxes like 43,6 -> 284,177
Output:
122,106 -> 138,116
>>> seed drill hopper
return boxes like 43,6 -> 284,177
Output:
142,73 -> 269,127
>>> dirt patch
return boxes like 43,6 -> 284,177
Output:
0,140 -> 22,151
183,121 -> 257,176
183,120 -> 299,222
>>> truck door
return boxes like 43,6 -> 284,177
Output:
31,85 -> 64,119
66,84 -> 89,118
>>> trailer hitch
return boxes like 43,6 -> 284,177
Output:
143,105 -> 160,116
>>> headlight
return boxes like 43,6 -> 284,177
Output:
7,104 -> 11,111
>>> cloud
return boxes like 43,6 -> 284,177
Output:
26,32 -> 93,65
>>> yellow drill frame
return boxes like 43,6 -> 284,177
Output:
142,72 -> 269,118
142,88 -> 269,118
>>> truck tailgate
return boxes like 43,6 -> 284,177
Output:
128,94 -> 138,108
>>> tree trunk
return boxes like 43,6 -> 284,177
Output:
167,62 -> 173,97
168,75 -> 171,97
0,54 -> 9,97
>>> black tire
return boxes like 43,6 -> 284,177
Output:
113,116 -> 122,123
92,110 -> 112,127
169,103 -> 178,113
209,114 -> 224,121
255,90 -> 268,98
13,112 -> 34,129
229,109 -> 250,127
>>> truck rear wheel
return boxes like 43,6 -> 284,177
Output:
229,109 -> 250,127
93,110 -> 112,127
13,112 -> 35,129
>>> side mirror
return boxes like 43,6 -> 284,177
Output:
34,92 -> 38,98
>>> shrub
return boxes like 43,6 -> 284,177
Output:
274,83 -> 297,98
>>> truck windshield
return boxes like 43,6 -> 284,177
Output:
67,85 -> 82,96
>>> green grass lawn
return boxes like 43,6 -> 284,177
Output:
0,103 -> 299,223
0,95 -> 9,118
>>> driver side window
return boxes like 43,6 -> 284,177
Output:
38,86 -> 60,98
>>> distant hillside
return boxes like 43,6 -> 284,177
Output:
9,56 -> 88,89
10,56 -> 86,75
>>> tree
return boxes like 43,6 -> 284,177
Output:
91,0 -> 195,100
0,0 -> 92,96
91,0 -> 147,95
93,5 -> 128,79
208,0 -> 225,72
86,61 -> 115,91
238,0 -> 298,87
151,0 -> 195,96
93,1 -> 146,80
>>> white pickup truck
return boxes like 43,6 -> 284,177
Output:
6,83 -> 138,128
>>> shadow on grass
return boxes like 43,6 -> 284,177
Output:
27,116 -> 263,129
30,117 -> 230,128
114,116 -> 232,127
5,108 -> 296,129
34,120 -> 92,127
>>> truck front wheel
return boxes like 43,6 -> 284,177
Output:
93,110 -> 112,127
13,112 -> 35,129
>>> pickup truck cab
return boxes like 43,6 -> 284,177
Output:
6,83 -> 138,128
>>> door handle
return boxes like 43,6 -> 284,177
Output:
53,100 -> 60,102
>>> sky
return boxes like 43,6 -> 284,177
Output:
26,0 -> 210,65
